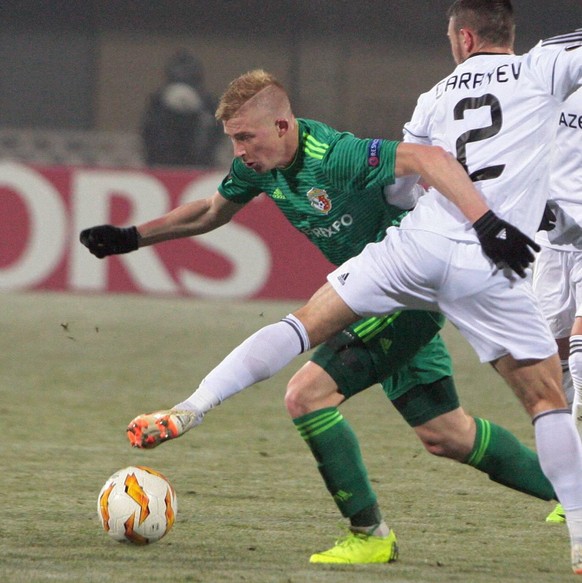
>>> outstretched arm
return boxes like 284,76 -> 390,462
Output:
79,191 -> 244,258
137,191 -> 245,246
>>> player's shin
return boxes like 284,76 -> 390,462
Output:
128,315 -> 312,449
180,314 -> 310,414
533,410 -> 582,544
293,407 -> 388,536
465,417 -> 555,500
569,336 -> 582,436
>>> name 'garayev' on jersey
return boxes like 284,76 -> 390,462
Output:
436,62 -> 522,97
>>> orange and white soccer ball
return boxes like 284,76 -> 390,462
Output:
97,465 -> 178,544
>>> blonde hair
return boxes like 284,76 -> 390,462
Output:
215,69 -> 290,122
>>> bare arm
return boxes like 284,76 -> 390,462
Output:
80,190 -> 246,258
393,142 -> 489,222
394,142 -> 540,278
137,191 -> 246,247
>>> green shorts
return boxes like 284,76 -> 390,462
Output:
310,310 -> 459,427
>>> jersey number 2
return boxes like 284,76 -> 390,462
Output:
454,94 -> 505,182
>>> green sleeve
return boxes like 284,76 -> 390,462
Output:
217,159 -> 264,204
322,134 -> 399,191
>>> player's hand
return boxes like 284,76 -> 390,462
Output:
473,211 -> 540,278
79,225 -> 140,258
537,202 -> 556,232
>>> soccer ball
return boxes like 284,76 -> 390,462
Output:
97,465 -> 178,545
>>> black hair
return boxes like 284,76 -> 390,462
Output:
447,0 -> 515,46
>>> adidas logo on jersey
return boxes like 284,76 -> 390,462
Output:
379,338 -> 393,354
337,273 -> 350,285
495,228 -> 507,240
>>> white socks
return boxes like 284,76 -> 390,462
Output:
176,314 -> 310,415
534,409 -> 582,543
570,335 -> 582,434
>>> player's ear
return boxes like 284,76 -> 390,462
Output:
275,119 -> 289,136
460,28 -> 476,52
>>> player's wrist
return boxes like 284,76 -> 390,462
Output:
121,226 -> 140,250
472,210 -> 499,235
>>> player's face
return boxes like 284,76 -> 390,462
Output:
223,107 -> 289,173
447,18 -> 466,64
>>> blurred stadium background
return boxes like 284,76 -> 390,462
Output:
0,0 -> 579,168
1,0 -> 580,301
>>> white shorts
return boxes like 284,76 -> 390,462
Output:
532,245 -> 582,339
328,227 -> 557,363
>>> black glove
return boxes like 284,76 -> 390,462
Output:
79,225 -> 140,259
538,202 -> 557,232
473,211 -> 540,278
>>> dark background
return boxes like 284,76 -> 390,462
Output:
0,1 -> 579,140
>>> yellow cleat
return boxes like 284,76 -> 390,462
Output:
546,503 -> 566,524
309,529 -> 398,564
126,409 -> 202,449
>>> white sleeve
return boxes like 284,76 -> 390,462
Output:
402,90 -> 434,146
383,177 -> 425,210
384,91 -> 433,209
532,30 -> 582,101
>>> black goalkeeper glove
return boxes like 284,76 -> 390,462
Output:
473,211 -> 540,278
79,225 -> 140,259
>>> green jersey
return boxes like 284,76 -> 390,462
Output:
218,118 -> 405,266
220,117 -> 453,416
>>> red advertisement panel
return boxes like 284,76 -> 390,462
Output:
0,163 -> 334,300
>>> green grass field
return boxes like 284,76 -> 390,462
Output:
0,291 -> 572,582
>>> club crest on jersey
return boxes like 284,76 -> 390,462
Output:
307,187 -> 332,214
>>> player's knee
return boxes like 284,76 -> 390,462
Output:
285,365 -> 344,418
416,428 -> 469,461
420,436 -> 451,458
416,424 -> 447,456
284,376 -> 312,417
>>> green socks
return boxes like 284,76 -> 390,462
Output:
294,408 -> 556,526
293,407 -> 378,519
466,417 -> 556,501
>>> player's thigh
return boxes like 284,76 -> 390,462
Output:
573,317 -> 582,336
310,325 -> 381,399
310,311 -> 446,401
389,373 -> 460,427
293,282 -> 361,347
378,330 -> 453,400
438,244 -> 557,363
533,246 -> 576,338
326,228 -> 442,318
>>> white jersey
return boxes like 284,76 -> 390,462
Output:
402,30 -> 582,243
536,88 -> 582,251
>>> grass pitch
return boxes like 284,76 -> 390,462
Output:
0,291 -> 571,582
